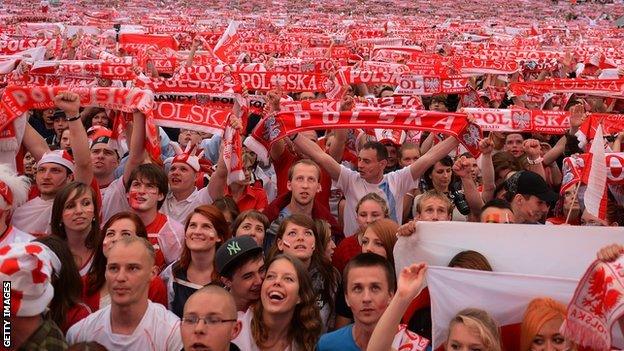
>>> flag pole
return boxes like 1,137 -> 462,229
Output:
565,182 -> 581,224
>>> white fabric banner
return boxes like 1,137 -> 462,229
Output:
394,222 -> 624,280
427,266 -> 586,348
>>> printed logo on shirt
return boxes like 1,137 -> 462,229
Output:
227,242 -> 242,255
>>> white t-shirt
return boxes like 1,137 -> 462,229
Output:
12,196 -> 54,236
337,165 -> 418,236
0,226 -> 34,247
161,187 -> 213,224
232,308 -> 301,351
66,301 -> 183,351
101,177 -> 131,224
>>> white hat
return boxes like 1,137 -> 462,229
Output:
36,150 -> 76,173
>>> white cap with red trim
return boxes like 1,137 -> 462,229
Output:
36,149 -> 76,173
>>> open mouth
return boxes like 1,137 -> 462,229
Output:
268,291 -> 285,302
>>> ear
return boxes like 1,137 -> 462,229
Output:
277,238 -> 284,252
67,173 -> 75,182
157,192 -> 165,202
287,181 -> 292,192
150,265 -> 158,280
317,183 -> 322,193
380,159 -> 388,169
221,276 -> 232,289
231,321 -> 242,340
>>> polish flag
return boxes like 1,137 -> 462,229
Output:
584,124 -> 608,220
213,21 -> 240,64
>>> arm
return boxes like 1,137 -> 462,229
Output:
410,136 -> 459,181
612,132 -> 624,153
419,132 -> 435,155
543,136 -> 566,166
185,37 -> 200,67
292,134 -> 342,181
547,162 -> 562,187
368,263 -> 427,351
22,123 -> 51,162
523,139 -> 546,180
207,145 -> 226,200
53,92 -> 93,184
454,156 -> 484,218
479,138 -> 495,203
326,97 -> 353,162
122,111 -> 147,184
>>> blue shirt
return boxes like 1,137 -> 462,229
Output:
316,324 -> 360,351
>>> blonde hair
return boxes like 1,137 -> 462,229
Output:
520,297 -> 568,351
447,308 -> 502,351
356,193 -> 389,218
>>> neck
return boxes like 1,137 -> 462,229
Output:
39,192 -> 56,201
261,310 -> 293,345
434,183 -> 448,193
134,209 -> 158,227
12,315 -> 42,348
189,248 -> 215,271
511,204 -> 529,224
235,297 -> 254,312
366,173 -> 384,184
286,198 -> 314,216
65,227 -> 91,250
173,186 -> 195,201
352,321 -> 376,350
96,173 -> 116,188
110,299 -> 149,335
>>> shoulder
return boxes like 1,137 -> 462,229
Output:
165,216 -> 184,231
67,305 -> 109,337
147,301 -> 180,326
319,324 -> 353,344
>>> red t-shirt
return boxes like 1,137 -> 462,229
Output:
61,303 -> 91,334
225,184 -> 269,212
145,213 -> 169,269
332,235 -> 362,274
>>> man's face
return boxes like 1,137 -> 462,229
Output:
105,241 -> 155,307
299,92 -> 316,101
358,148 -> 386,182
504,134 -> 524,158
178,129 -> 202,148
91,144 -> 119,178
429,99 -> 447,112
287,163 -> 321,207
42,109 -> 55,125
35,163 -> 71,198
480,207 -> 515,223
181,292 -> 241,351
225,256 -> 265,308
399,148 -> 419,167
128,177 -> 164,212
168,162 -> 196,195
345,266 -> 393,327
384,144 -> 398,169
417,197 -> 451,221
53,118 -> 68,137
514,194 -> 549,223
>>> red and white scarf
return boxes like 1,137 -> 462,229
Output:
510,78 -> 624,97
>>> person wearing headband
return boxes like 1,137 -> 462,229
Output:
13,92 -> 93,235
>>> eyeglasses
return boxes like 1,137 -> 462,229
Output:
181,315 -> 237,326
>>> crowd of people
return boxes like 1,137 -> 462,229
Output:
1,0 -> 624,350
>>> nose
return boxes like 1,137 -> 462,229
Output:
362,288 -> 373,302
193,318 -> 208,333
115,268 -> 128,282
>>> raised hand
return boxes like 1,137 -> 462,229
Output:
569,104 -> 586,130
523,138 -> 542,159
479,138 -> 494,155
453,156 -> 472,179
54,92 -> 81,116
396,220 -> 417,237
396,262 -> 427,299
339,95 -> 355,111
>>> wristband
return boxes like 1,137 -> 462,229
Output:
65,114 -> 81,122
526,156 -> 543,165
289,134 -> 298,142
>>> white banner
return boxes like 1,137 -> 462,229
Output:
394,222 -> 624,280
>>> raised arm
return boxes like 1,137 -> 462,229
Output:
453,156 -> 483,218
368,263 -> 427,351
410,136 -> 459,181
326,96 -> 353,163
292,133 -> 342,181
122,111 -> 147,184
22,123 -> 51,162
53,92 -> 93,184
479,138 -> 496,203
523,139 -> 546,180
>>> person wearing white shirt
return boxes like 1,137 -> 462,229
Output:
67,236 -> 183,351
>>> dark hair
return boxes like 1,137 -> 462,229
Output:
360,141 -> 388,161
86,212 -> 148,295
213,196 -> 240,223
124,163 -> 168,209
287,159 -> 321,182
269,214 -> 339,319
35,236 -> 83,331
84,108 -> 111,129
251,254 -> 322,350
448,250 -> 493,271
221,249 -> 264,279
481,199 -> 512,212
492,152 -> 521,183
50,182 -> 101,251
173,205 -> 230,280
231,210 -> 270,236
423,155 -> 457,191
343,252 -> 396,294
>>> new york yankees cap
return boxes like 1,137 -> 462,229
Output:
216,235 -> 263,276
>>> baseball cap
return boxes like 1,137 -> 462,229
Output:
216,236 -> 262,276
505,171 -> 559,204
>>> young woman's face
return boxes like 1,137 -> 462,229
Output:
445,323 -> 486,351
531,317 -> 571,351
360,228 -> 387,258
91,111 -> 110,127
235,217 -> 265,246
60,129 -> 71,149
277,222 -> 315,262
102,218 -> 138,257
185,213 -> 220,252
356,200 -> 385,231
431,162 -> 452,190
62,189 -> 95,234
261,258 -> 300,315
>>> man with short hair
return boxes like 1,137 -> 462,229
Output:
14,92 -> 93,235
414,190 -> 453,222
318,253 -> 427,350
67,236 -> 183,350
503,133 -> 525,158
294,134 -> 458,235
263,159 -> 342,250
480,199 -> 515,224
504,171 -> 558,224
216,236 -> 265,314
180,285 -> 242,351
90,130 -> 120,191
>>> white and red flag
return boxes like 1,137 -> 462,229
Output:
584,124 -> 609,220
213,21 -> 240,64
